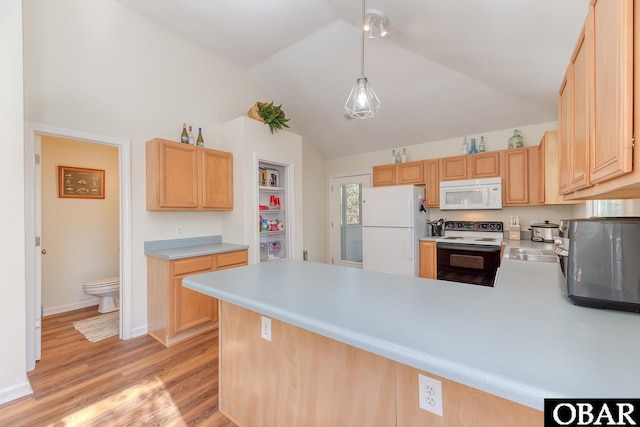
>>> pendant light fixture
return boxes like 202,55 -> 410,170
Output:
344,0 -> 381,120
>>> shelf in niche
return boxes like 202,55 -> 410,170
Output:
259,208 -> 281,213
259,186 -> 284,192
260,230 -> 285,235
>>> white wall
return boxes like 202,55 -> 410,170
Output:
302,138 -> 327,262
22,0 -> 274,335
221,117 -> 304,263
0,0 -> 31,404
21,0 -> 330,331
41,137 -> 119,315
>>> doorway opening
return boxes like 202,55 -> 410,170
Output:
329,174 -> 371,268
24,122 -> 132,371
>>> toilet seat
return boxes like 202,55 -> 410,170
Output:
84,276 -> 119,287
84,283 -> 119,292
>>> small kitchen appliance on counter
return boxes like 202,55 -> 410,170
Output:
556,217 -> 640,312
435,221 -> 503,287
529,220 -> 559,242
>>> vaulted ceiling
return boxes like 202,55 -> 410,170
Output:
114,0 -> 589,158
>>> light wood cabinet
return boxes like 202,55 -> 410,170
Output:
440,155 -> 468,181
146,138 -> 233,210
372,139 -> 575,207
469,152 -> 500,178
397,161 -> 425,184
590,0 -> 633,184
423,160 -> 440,208
419,241 -> 437,280
503,147 -> 542,206
373,161 -> 425,187
200,148 -> 233,209
558,69 -> 572,195
372,164 -> 397,187
440,153 -> 498,182
147,249 -> 248,346
538,131 -> 584,205
561,0 -> 640,200
569,14 -> 592,192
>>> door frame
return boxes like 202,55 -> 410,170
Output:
329,172 -> 371,267
24,122 -> 132,370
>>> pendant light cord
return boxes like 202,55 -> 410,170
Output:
360,0 -> 365,77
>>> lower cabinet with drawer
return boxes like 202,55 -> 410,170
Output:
147,249 -> 248,346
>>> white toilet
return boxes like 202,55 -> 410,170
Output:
83,276 -> 120,313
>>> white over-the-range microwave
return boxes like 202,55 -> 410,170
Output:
439,177 -> 502,210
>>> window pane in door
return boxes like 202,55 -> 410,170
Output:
340,183 -> 363,263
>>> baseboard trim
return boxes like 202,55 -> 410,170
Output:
0,380 -> 33,406
131,324 -> 148,339
43,299 -> 100,316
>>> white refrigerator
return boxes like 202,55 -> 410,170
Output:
362,185 -> 428,276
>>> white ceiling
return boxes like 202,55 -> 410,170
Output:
114,0 -> 589,159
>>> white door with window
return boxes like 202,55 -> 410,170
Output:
330,174 -> 371,267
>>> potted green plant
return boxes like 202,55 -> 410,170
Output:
247,101 -> 290,134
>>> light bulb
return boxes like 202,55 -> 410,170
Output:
356,86 -> 368,108
379,22 -> 388,37
363,15 -> 373,31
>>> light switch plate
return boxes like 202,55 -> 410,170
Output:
418,373 -> 443,416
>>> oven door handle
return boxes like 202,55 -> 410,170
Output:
436,243 -> 501,252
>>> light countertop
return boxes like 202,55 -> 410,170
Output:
144,235 -> 248,260
183,249 -> 640,411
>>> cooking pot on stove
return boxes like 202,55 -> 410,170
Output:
529,220 -> 559,242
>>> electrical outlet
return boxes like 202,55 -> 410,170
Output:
261,316 -> 272,341
176,226 -> 183,236
418,373 -> 443,416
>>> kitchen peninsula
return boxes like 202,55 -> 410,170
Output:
183,254 -> 640,426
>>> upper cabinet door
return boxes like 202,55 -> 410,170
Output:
200,148 -> 233,210
372,164 -> 397,187
154,139 -> 199,209
590,0 -> 633,183
396,161 -> 424,184
470,152 -> 500,178
423,160 -> 440,208
558,68 -> 572,195
503,149 -> 530,205
440,156 -> 468,181
569,14 -> 592,192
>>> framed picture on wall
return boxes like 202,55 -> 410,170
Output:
58,166 -> 105,199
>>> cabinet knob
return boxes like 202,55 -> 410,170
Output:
41,249 -> 47,255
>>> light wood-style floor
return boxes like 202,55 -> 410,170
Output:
0,306 -> 235,426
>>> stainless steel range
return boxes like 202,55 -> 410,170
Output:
435,221 -> 503,287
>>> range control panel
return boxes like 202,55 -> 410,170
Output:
443,221 -> 503,232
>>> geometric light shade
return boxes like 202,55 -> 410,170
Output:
344,76 -> 381,119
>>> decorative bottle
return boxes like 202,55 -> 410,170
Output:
391,150 -> 397,163
469,138 -> 478,154
508,129 -> 523,149
395,150 -> 402,164
479,136 -> 486,152
196,128 -> 204,147
462,137 -> 468,154
188,125 -> 195,145
181,123 -> 189,144
401,148 -> 407,163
